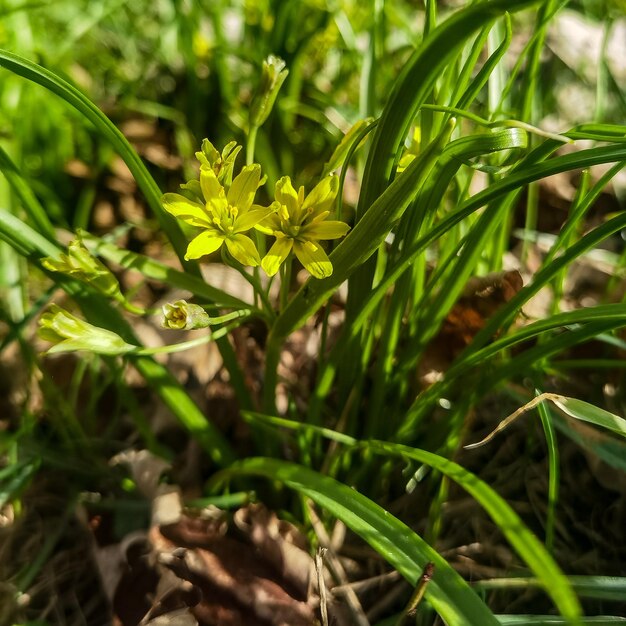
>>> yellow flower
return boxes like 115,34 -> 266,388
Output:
397,126 -> 421,173
163,164 -> 273,266
257,175 -> 350,279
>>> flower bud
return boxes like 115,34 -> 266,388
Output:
38,305 -> 136,355
195,139 -> 242,188
42,238 -> 122,299
161,300 -> 211,330
249,55 -> 288,128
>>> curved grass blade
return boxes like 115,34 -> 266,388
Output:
0,208 -> 236,466
446,303 -> 626,380
0,144 -> 55,240
0,48 -> 191,268
551,397 -> 626,439
536,392 -> 559,553
369,441 -> 582,624
215,456 -> 501,626
552,413 -> 626,474
241,412 -> 582,623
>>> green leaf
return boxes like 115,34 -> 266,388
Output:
551,397 -> 626,439
0,48 -> 191,268
216,457 -> 501,626
496,617 -> 626,625
370,441 -> 582,624
239,413 -> 582,623
476,576 -> 626,602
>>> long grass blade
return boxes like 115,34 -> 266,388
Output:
0,48 -> 191,268
215,457 -> 501,626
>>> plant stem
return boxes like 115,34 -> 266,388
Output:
136,317 -> 249,356
279,256 -> 292,313
247,124 -> 259,166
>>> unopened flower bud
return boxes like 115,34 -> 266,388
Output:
195,139 -> 242,188
161,300 -> 211,330
38,305 -> 136,355
249,55 -> 288,128
42,238 -> 122,299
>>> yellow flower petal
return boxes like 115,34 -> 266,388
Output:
224,234 -> 261,266
162,193 -> 212,227
185,230 -> 224,260
275,176 -> 300,218
301,175 -> 338,217
227,164 -> 261,212
302,220 -> 350,240
293,240 -> 332,279
207,195 -> 229,222
234,205 -> 276,233
200,168 -> 226,204
261,237 -> 293,276
254,202 -> 283,234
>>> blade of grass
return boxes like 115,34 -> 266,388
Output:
213,456 -> 502,626
239,412 -> 582,624
0,48 -> 191,268
535,390 -> 559,553
495,618 -> 626,625
348,0 -> 542,312
551,412 -> 626,474
476,576 -> 626,602
370,441 -> 582,624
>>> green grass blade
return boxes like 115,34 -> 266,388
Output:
0,143 -> 55,240
0,48 -> 191,268
0,459 -> 39,509
552,413 -> 626,474
496,618 -> 626,625
447,303 -> 626,380
241,412 -> 582,623
370,441 -> 582,624
551,397 -> 626,439
476,576 -> 626,602
536,392 -> 559,553
215,457 -> 501,626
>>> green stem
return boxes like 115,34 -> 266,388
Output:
279,256 -> 292,313
221,247 -> 275,319
247,125 -> 259,166
136,316 -> 249,356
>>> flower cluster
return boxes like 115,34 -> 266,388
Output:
256,175 -> 350,279
163,139 -> 350,279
